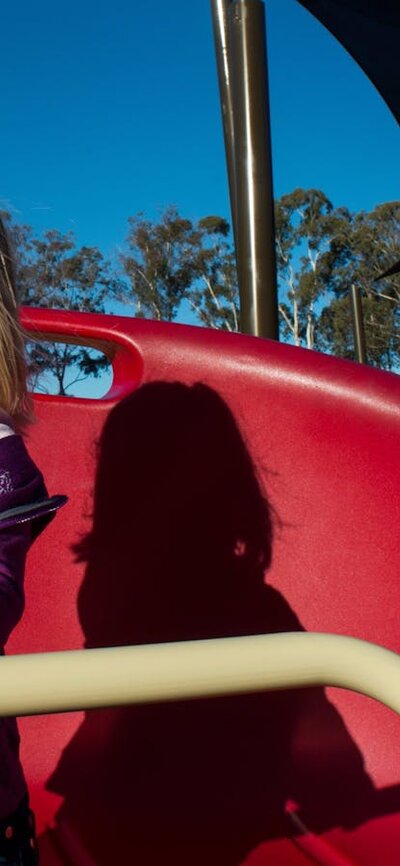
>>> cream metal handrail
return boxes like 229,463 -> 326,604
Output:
1,632 -> 399,718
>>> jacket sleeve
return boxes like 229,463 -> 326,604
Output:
0,521 -> 31,647
0,434 -> 48,648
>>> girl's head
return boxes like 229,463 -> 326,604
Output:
0,217 -> 31,427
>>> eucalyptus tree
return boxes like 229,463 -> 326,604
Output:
275,188 -> 351,350
317,201 -> 400,368
119,207 -> 198,322
119,208 -> 240,331
1,214 -> 115,394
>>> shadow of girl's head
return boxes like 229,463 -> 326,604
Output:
77,381 -> 274,644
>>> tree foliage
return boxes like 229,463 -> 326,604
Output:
1,191 -> 399,397
274,191 -> 400,368
2,214 -> 115,395
118,196 -> 399,370
187,216 -> 239,332
317,202 -> 400,368
118,207 -> 197,322
275,189 -> 351,349
118,207 -> 239,330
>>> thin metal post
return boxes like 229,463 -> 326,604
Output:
350,284 -> 367,364
210,0 -> 238,251
228,0 -> 278,339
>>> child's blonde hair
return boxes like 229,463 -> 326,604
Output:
0,217 -> 32,428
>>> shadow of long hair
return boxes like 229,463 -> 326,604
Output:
76,380 -> 274,647
46,381 -> 391,866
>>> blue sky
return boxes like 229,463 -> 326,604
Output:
0,0 -> 398,261
1,0 -> 397,396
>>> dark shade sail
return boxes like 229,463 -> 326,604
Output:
297,1 -> 400,124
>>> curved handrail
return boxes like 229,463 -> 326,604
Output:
1,632 -> 399,718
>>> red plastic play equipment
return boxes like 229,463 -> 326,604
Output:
8,306 -> 400,865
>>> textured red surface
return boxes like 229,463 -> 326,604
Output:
8,307 -> 400,865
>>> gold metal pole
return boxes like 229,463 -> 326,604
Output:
229,0 -> 279,339
211,0 -> 279,339
210,0 -> 238,251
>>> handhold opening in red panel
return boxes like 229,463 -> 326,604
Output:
26,338 -> 112,399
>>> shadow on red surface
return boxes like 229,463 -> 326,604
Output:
10,309 -> 400,864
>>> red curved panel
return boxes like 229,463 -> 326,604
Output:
10,308 -> 400,865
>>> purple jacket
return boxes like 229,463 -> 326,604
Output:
0,434 -> 66,818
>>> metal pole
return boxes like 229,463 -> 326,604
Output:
350,284 -> 367,364
0,633 -> 399,717
229,0 -> 279,339
210,0 -> 238,251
